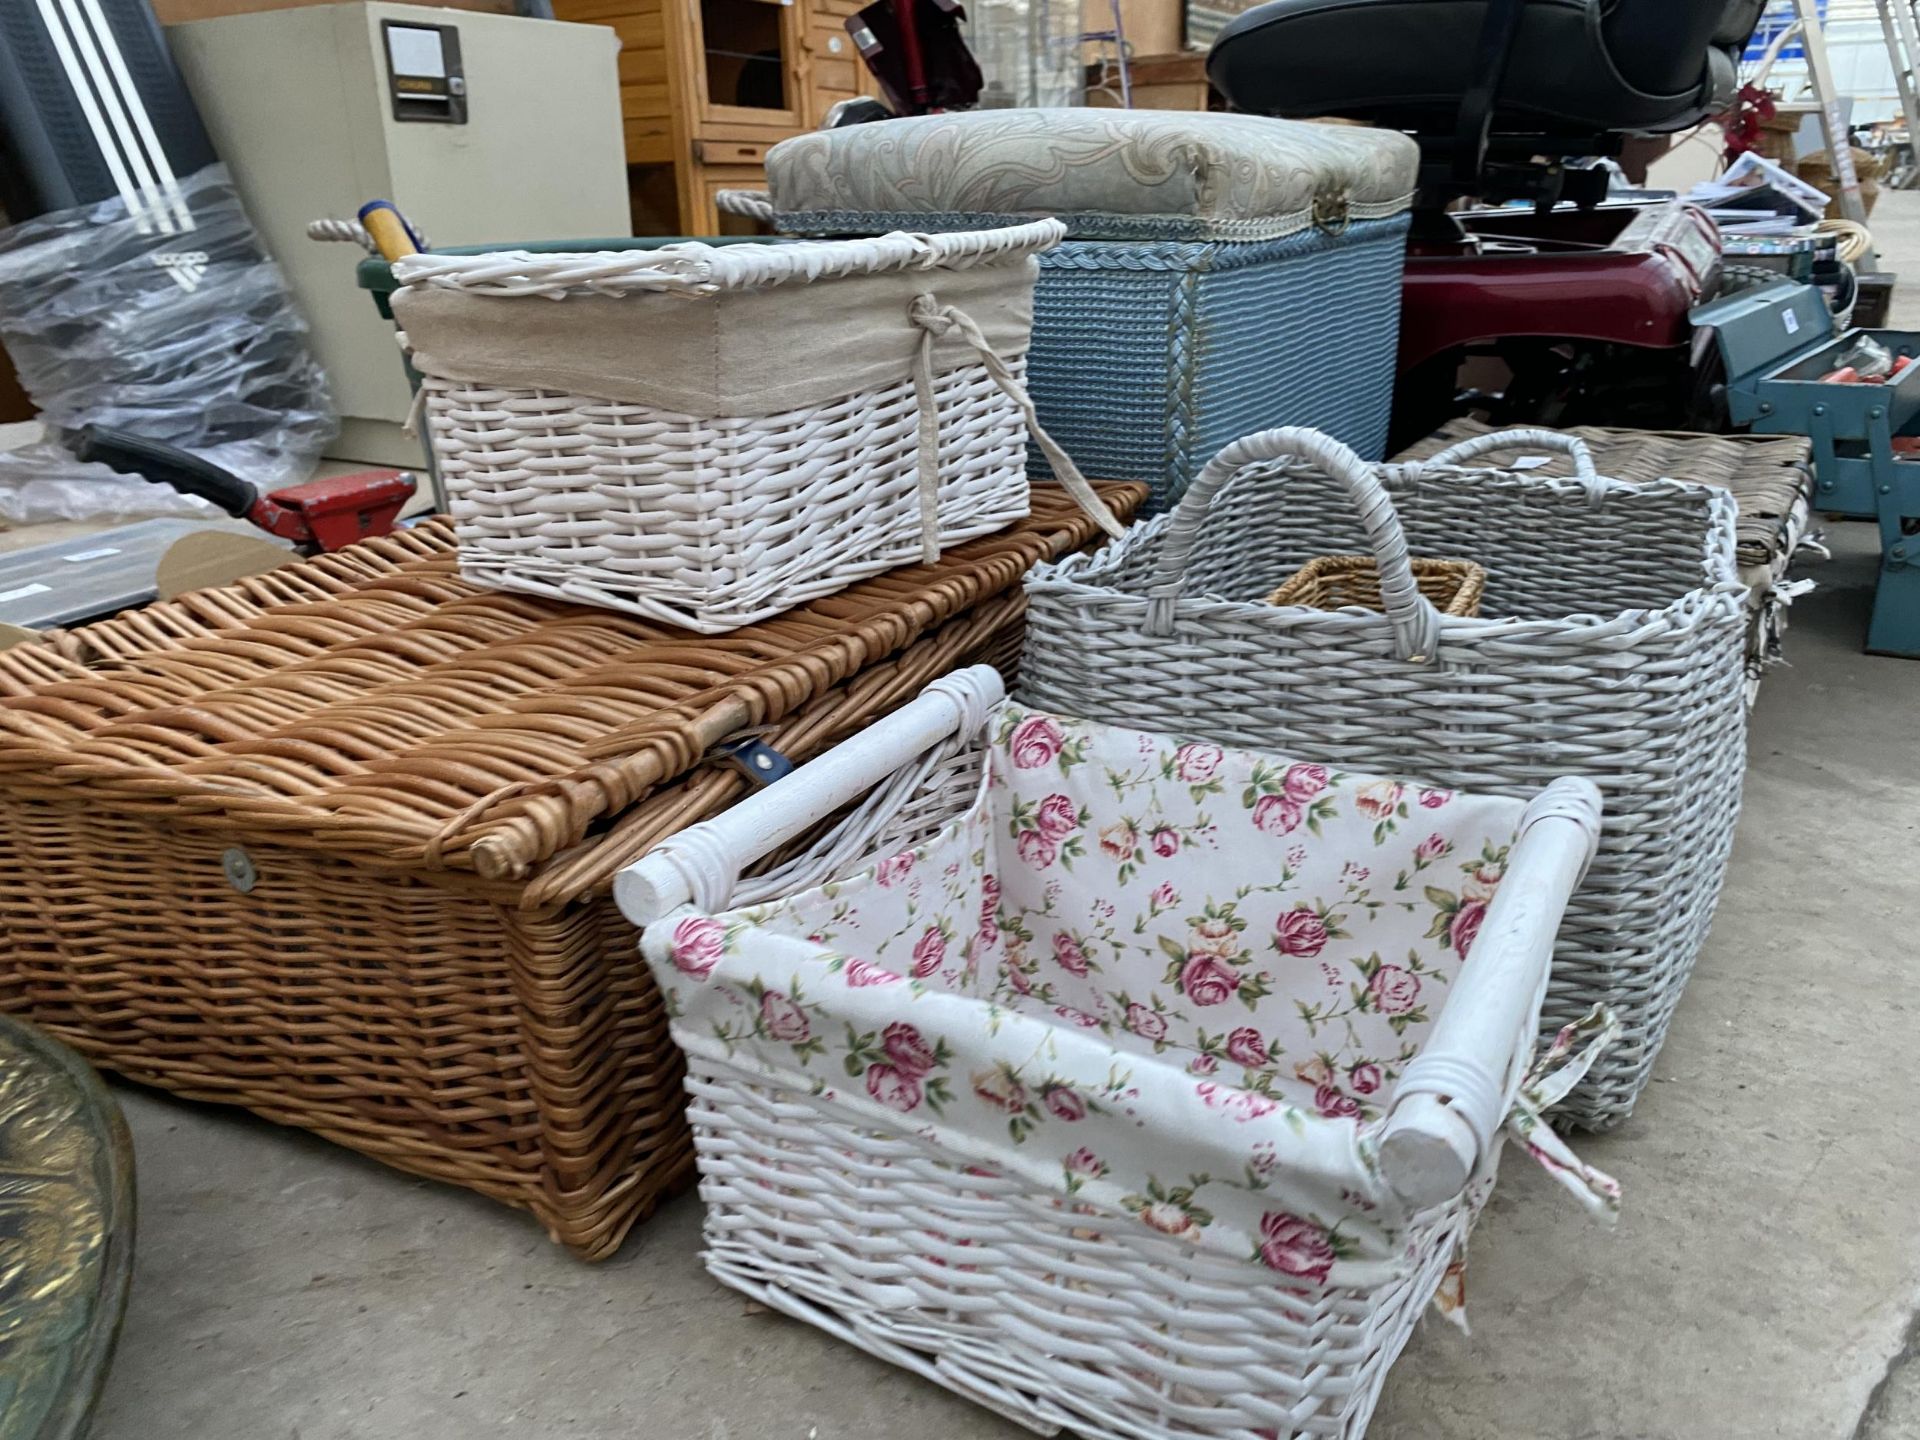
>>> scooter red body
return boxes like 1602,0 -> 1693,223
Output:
1392,200 -> 1725,444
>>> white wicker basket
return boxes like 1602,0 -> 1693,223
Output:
389,222 -> 1121,633
1019,426 -> 1751,1130
619,668 -> 1620,1440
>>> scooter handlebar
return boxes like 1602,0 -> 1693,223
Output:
72,426 -> 259,519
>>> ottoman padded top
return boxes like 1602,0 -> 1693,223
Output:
767,108 -> 1419,241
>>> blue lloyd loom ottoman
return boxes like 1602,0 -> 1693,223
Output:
765,108 -> 1418,510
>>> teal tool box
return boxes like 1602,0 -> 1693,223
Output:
1695,282 -> 1920,658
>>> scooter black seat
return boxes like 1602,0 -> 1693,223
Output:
1208,0 -> 1764,140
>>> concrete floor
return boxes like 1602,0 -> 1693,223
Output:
79,208 -> 1920,1440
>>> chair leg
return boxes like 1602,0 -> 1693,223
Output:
1866,546 -> 1920,657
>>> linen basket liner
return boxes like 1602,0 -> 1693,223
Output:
0,484 -> 1146,897
391,252 -> 1036,416
390,220 -> 1125,553
657,701 -> 1618,1287
763,107 -> 1420,241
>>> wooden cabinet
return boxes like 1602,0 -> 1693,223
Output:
803,0 -> 871,125
1086,50 -> 1216,111
555,0 -> 880,235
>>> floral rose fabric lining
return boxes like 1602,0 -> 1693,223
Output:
980,708 -> 1520,1121
656,703 -> 1601,1286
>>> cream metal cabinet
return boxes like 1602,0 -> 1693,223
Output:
170,2 -> 631,466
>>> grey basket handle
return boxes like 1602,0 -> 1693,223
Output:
1144,427 -> 1444,663
1416,428 -> 1613,501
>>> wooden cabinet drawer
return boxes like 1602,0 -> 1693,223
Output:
694,138 -> 773,164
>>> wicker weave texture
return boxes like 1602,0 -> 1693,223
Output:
688,1055 -> 1471,1440
1393,419 -> 1819,700
1027,216 -> 1407,511
1391,418 -> 1813,572
430,363 -> 1028,630
0,485 -> 1143,1256
0,815 -> 687,1253
1020,431 -> 1748,1130
1267,554 -> 1486,617
0,487 -> 1137,884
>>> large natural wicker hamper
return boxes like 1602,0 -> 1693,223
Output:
390,221 -> 1121,631
0,484 -> 1141,1258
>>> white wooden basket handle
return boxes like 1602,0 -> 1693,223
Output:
1374,776 -> 1603,1212
615,666 -> 1006,927
1144,427 -> 1444,663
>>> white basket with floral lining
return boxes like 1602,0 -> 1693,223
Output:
618,666 -> 1621,1440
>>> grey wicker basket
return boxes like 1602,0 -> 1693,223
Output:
1019,426 -> 1750,1130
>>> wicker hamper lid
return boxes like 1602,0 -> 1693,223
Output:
0,484 -> 1144,908
765,108 -> 1420,242
1392,418 -> 1814,575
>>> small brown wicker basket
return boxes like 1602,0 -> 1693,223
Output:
1266,554 -> 1487,617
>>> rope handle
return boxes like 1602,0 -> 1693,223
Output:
1410,428 -> 1615,502
307,217 -> 376,253
388,219 -> 1068,299
1143,427 -> 1442,663
308,216 -> 433,254
907,295 -> 1125,560
715,189 -> 774,222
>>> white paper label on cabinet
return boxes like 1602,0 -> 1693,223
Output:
1783,308 -> 1800,335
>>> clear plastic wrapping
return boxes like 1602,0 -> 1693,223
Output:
0,163 -> 334,525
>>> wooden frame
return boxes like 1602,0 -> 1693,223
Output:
557,0 -> 879,233
686,0 -> 808,132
